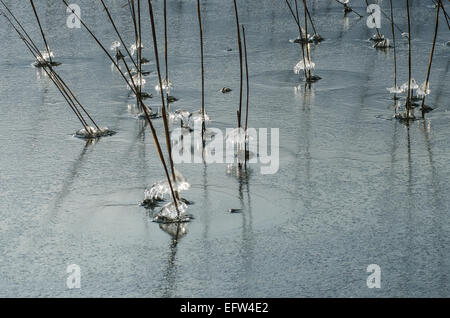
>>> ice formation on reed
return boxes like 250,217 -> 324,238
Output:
75,126 -> 115,139
130,42 -> 144,56
387,85 -> 404,94
401,78 -> 419,97
36,51 -> 54,63
128,73 -> 146,90
143,169 -> 191,202
374,39 -> 390,49
417,82 -> 431,97
294,59 -> 315,74
155,79 -> 173,95
153,200 -> 192,223
110,41 -> 120,51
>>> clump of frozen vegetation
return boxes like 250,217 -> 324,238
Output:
294,59 -> 315,73
374,38 -> 390,49
75,126 -> 116,139
401,78 -> 420,100
33,51 -> 60,67
155,79 -> 173,95
394,107 -> 415,121
142,169 -> 191,203
110,41 -> 123,60
153,200 -> 193,224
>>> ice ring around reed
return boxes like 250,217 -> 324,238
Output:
251,69 -> 365,92
74,127 -> 116,139
153,201 -> 194,224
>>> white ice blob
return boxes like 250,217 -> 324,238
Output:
128,73 -> 146,90
294,59 -> 315,74
417,82 -> 431,97
75,126 -> 114,138
401,78 -> 419,91
144,169 -> 191,202
387,85 -> 404,94
36,51 -> 55,63
130,42 -> 144,56
110,41 -> 121,51
155,79 -> 173,95
189,110 -> 211,126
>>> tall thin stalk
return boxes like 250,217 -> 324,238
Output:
233,0 -> 243,131
100,0 -> 138,70
304,3 -> 319,38
242,25 -> 249,165
389,0 -> 398,101
302,0 -> 312,79
433,0 -> 449,31
29,0 -> 52,64
137,0 -> 143,108
405,0 -> 412,118
421,2 -> 440,118
147,0 -> 180,203
285,0 -> 307,79
197,0 -> 205,144
164,0 -> 168,86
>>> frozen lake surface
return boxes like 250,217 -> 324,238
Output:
0,0 -> 449,297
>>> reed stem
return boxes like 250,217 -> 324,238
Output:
197,0 -> 205,144
148,0 -> 180,209
405,0 -> 411,118
433,0 -> 450,31
164,0 -> 168,85
242,25 -> 249,165
100,0 -> 138,70
29,0 -> 52,64
304,3 -> 318,37
233,0 -> 243,131
285,0 -> 308,80
302,0 -> 312,79
389,0 -> 397,101
421,2 -> 440,118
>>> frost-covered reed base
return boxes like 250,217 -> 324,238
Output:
33,60 -> 61,68
153,201 -> 194,224
74,127 -> 116,139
